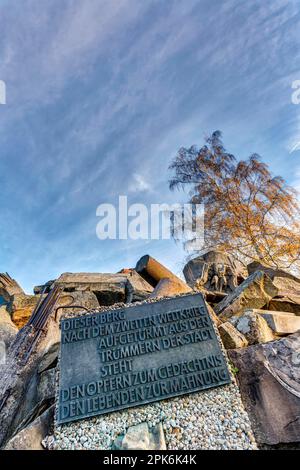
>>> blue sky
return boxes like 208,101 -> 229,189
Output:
0,0 -> 300,293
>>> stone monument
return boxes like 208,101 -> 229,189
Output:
58,293 -> 230,424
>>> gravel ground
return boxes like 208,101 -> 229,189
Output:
50,295 -> 257,450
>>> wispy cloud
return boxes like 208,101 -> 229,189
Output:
292,167 -> 300,194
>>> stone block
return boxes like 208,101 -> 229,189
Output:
218,322 -> 248,349
215,271 -> 278,321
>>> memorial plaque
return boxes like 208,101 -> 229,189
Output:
58,293 -> 231,424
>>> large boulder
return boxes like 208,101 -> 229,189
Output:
37,342 -> 59,373
9,293 -> 46,330
229,311 -> 274,345
54,290 -> 100,319
183,250 -> 245,294
4,405 -> 54,450
0,306 -> 18,348
149,278 -> 192,299
33,280 -> 55,295
218,322 -> 248,349
206,302 -> 221,327
122,269 -> 154,301
54,272 -> 152,305
228,332 -> 300,446
12,307 -> 35,329
0,296 -> 61,447
0,274 -> 24,303
136,255 -> 190,293
215,271 -> 278,321
36,368 -> 56,406
11,293 -> 50,329
10,294 -> 42,311
258,311 -> 300,336
247,262 -> 300,297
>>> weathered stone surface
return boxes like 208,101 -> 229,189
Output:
55,272 -> 127,305
11,291 -> 48,330
272,278 -> 300,297
33,280 -> 55,295
38,342 -> 59,373
228,333 -> 300,446
12,306 -> 34,329
10,293 -> 43,311
0,312 -> 60,447
149,422 -> 166,450
114,422 -> 149,450
247,262 -> 300,297
218,322 -> 248,349
268,296 -> 300,315
54,291 -> 100,321
0,296 -> 7,307
229,311 -> 274,345
4,405 -> 54,450
4,359 -> 56,442
58,294 -> 231,424
136,255 -> 189,291
113,422 -> 166,450
0,306 -> 18,348
124,269 -> 154,301
37,316 -> 61,357
258,312 -> 300,336
206,302 -> 221,327
215,271 -> 278,321
35,272 -> 153,303
183,250 -> 245,293
36,369 -> 56,406
149,277 -> 192,298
